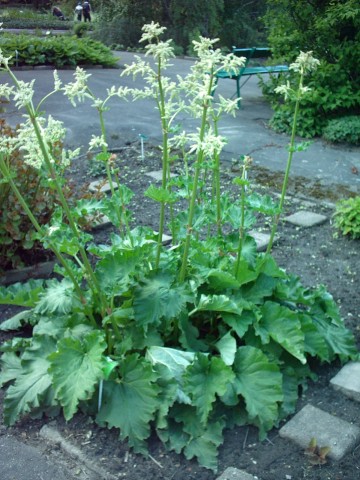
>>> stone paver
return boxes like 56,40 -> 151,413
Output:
88,178 -> 118,193
330,362 -> 360,402
248,230 -> 271,252
216,467 -> 258,480
145,170 -> 177,181
90,214 -> 112,230
279,404 -> 360,460
284,211 -> 327,227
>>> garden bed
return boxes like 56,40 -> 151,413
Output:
0,140 -> 359,480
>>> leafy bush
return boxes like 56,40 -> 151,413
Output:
0,121 -> 68,270
263,0 -> 360,139
0,33 -> 117,67
0,25 -> 358,472
73,22 -> 92,38
333,196 -> 360,239
323,116 -> 360,145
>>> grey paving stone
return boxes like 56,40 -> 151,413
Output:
330,361 -> 360,402
248,230 -> 271,252
216,467 -> 258,480
145,170 -> 177,181
0,435 -> 73,480
153,231 -> 173,245
90,214 -> 112,230
284,211 -> 327,227
88,178 -> 118,193
279,404 -> 360,460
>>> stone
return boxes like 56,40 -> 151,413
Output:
279,404 -> 360,460
284,211 -> 327,228
216,467 -> 257,480
330,362 -> 360,402
88,178 -> 118,193
145,170 -> 177,181
248,230 -> 271,252
90,214 -> 112,230
153,231 -> 173,245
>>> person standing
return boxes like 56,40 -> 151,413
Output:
82,1 -> 91,22
75,2 -> 83,21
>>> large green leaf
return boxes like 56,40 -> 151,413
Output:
48,330 -> 107,420
241,273 -> 278,303
259,301 -> 306,364
170,404 -> 226,472
95,250 -> 140,295
232,345 -> 283,436
299,313 -> 330,361
0,279 -> 45,307
96,354 -> 160,452
3,336 -> 56,425
146,346 -> 195,404
0,309 -> 33,331
134,273 -> 190,329
0,351 -> 22,387
314,316 -> 358,361
222,309 -> 258,339
190,294 -> 244,317
178,313 -> 208,352
206,269 -> 241,290
34,279 -> 76,315
215,331 -> 237,365
183,354 -> 235,424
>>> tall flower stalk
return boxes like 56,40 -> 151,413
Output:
266,51 -> 320,254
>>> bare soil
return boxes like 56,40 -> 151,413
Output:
0,140 -> 359,480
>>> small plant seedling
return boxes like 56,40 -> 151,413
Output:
304,437 -> 331,465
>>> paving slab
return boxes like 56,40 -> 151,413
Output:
216,467 -> 258,480
279,404 -> 360,460
284,211 -> 327,227
88,178 -> 118,193
0,435 -> 73,480
330,361 -> 360,402
248,230 -> 271,252
145,170 -> 178,181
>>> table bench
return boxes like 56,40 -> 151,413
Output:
215,47 -> 289,107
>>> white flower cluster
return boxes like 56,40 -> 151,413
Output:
12,79 -> 35,108
290,51 -> 320,75
89,135 -> 108,151
16,115 -> 67,169
63,67 -> 92,106
188,128 -> 227,158
0,48 -> 12,68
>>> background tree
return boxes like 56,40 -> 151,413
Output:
262,0 -> 360,138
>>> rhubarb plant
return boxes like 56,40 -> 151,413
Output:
0,25 -> 358,472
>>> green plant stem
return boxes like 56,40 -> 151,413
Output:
266,75 -> 303,255
234,169 -> 246,278
213,119 -> 222,237
179,75 -> 214,281
155,56 -> 170,269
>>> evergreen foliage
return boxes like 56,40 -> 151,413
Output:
262,0 -> 360,139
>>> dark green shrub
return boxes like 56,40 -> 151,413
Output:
73,22 -> 92,38
0,34 -> 117,67
333,196 -> 360,239
323,116 -> 360,145
263,0 -> 360,138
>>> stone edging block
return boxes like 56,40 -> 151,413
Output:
279,404 -> 360,460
